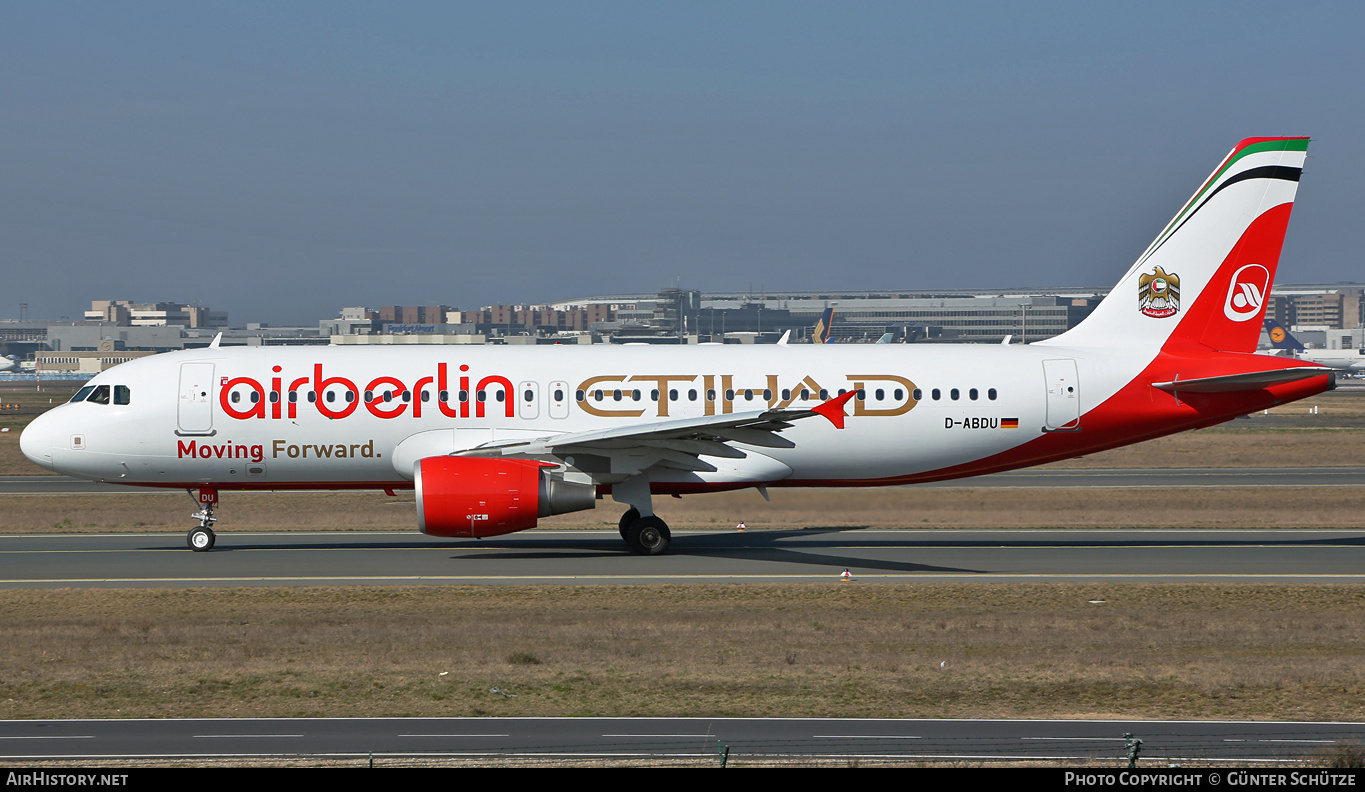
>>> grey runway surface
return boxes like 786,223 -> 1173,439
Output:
3,528 -> 1364,587
1,716 -> 1360,764
4,466 -> 1365,493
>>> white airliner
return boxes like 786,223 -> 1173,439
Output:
21,137 -> 1332,554
1264,319 -> 1365,372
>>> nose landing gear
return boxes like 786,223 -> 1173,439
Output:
186,488 -> 218,552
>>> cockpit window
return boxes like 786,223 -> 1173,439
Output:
70,386 -> 95,403
87,385 -> 110,404
114,385 -> 131,405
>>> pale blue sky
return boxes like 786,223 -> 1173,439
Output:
4,2 -> 1363,324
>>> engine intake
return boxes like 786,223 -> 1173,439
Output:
415,457 -> 596,538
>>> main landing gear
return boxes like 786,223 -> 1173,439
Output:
616,507 -> 671,555
187,487 -> 218,552
612,476 -> 671,555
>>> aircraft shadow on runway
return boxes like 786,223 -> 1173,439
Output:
457,531 -> 982,574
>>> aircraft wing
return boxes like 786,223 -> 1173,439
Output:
453,392 -> 856,476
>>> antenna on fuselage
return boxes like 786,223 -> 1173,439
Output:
209,332 -> 222,349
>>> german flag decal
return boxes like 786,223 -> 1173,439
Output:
1001,418 -> 1019,429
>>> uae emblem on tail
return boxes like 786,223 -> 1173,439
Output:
1138,266 -> 1180,318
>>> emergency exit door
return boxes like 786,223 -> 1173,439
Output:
1043,359 -> 1080,431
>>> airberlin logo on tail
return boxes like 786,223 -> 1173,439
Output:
1224,264 -> 1269,322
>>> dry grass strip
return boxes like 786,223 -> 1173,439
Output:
2,584 -> 1363,722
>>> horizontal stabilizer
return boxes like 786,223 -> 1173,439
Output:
1152,367 -> 1331,394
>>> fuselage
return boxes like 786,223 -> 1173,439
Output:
20,340 -> 1329,493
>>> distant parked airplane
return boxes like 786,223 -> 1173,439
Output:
1264,318 -> 1365,372
811,307 -> 835,344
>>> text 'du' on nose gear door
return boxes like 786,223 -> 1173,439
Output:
1043,358 -> 1080,432
177,362 -> 215,436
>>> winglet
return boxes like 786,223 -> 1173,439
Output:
811,390 -> 857,429
209,332 -> 222,349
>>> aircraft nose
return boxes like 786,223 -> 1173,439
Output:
19,410 -> 58,471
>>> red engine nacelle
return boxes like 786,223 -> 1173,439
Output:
415,457 -> 596,538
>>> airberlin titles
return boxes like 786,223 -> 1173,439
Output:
214,361 -> 928,422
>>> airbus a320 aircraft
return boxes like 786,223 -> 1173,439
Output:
22,137 -> 1332,554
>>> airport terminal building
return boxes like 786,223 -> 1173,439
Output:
4,285 -> 1364,370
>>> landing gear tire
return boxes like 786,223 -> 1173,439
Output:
188,526 -> 216,552
625,515 -> 671,556
618,508 -> 640,541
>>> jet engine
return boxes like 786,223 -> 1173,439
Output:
415,457 -> 596,538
